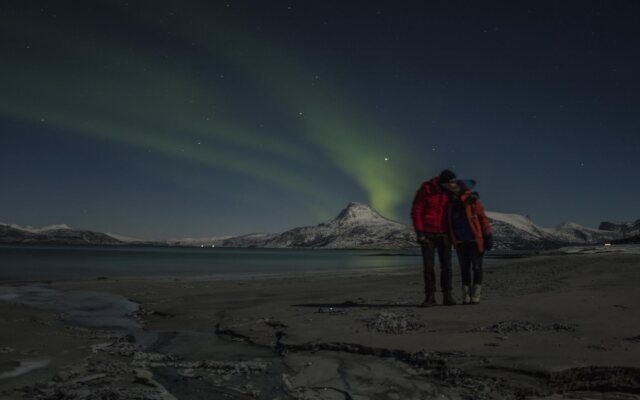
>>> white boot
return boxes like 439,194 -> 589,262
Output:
471,284 -> 482,304
462,285 -> 471,304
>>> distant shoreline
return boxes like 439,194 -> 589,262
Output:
0,242 -> 611,251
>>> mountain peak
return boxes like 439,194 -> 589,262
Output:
555,221 -> 585,230
2,223 -> 73,233
346,201 -> 369,210
334,202 -> 384,223
598,219 -> 640,236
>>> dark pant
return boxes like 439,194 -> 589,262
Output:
456,241 -> 483,286
420,233 -> 453,295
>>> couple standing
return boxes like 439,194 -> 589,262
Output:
411,169 -> 493,307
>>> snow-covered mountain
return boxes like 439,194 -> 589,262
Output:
0,223 -> 123,246
549,221 -> 620,244
1,205 -> 629,250
256,202 -> 415,249
598,219 -> 640,237
163,233 -> 278,248
597,219 -> 640,244
221,233 -> 279,248
217,206 -> 618,250
0,222 -> 73,233
166,235 -> 234,247
487,212 -> 620,250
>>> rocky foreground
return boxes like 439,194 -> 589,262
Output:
1,252 -> 640,399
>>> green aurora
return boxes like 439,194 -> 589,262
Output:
0,3 -> 424,222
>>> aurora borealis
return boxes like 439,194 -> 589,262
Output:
1,1 -> 639,238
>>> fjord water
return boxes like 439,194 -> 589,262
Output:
0,245 -> 428,281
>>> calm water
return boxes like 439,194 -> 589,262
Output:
0,245 -> 430,281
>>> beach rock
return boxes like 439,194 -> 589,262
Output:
148,359 -> 270,374
91,339 -> 139,357
86,359 -> 135,376
365,312 -> 423,334
262,317 -> 288,328
549,366 -> 640,393
468,320 -> 576,335
316,307 -> 346,315
20,360 -> 177,400
132,351 -> 177,368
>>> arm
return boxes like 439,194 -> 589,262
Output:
474,200 -> 491,235
410,186 -> 427,233
475,200 -> 493,251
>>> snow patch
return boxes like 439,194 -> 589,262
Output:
1,223 -> 73,233
486,212 -> 541,236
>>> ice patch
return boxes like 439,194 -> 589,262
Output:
0,359 -> 50,380
0,286 -> 140,332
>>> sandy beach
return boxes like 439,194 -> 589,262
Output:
1,251 -> 639,399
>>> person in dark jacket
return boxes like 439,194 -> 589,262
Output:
411,169 -> 459,307
447,183 -> 493,304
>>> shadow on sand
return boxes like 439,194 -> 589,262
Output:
292,300 -> 423,309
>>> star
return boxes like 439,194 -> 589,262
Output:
384,157 -> 388,161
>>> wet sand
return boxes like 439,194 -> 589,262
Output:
1,252 -> 639,399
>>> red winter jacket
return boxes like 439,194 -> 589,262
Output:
411,177 -> 449,233
448,191 -> 492,252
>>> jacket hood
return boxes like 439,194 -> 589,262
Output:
458,179 -> 476,191
460,190 -> 480,204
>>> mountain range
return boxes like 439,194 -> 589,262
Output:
0,202 -> 633,250
0,223 -> 122,246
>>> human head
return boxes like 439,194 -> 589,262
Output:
438,169 -> 456,183
438,169 -> 459,192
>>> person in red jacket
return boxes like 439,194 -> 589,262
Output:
411,169 -> 458,307
447,184 -> 493,304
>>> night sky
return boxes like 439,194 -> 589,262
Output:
1,1 -> 639,239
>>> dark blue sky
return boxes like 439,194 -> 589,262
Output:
1,1 -> 639,239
